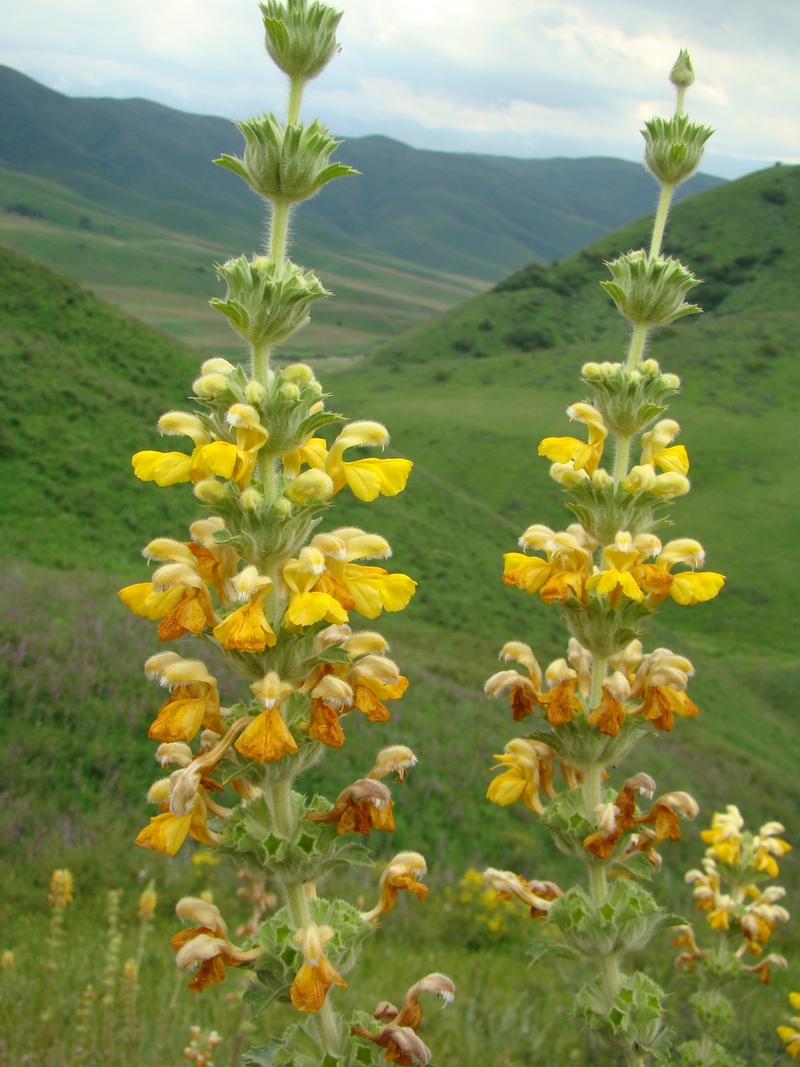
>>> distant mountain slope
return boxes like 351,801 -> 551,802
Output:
375,163 -> 799,364
0,64 -> 723,280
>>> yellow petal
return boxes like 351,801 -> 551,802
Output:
669,572 -> 725,605
132,451 -> 193,486
339,458 -> 412,501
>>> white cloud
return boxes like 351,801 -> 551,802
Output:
1,0 -> 797,178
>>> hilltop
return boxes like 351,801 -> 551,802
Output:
0,64 -> 722,280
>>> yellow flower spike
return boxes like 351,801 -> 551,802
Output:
538,402 -> 608,475
361,851 -> 428,922
367,745 -> 418,782
235,673 -> 299,763
326,421 -> 413,501
306,779 -> 394,836
213,566 -> 276,652
640,419 -> 690,476
482,868 -> 563,918
701,806 -> 744,865
290,923 -> 347,1013
48,869 -> 75,908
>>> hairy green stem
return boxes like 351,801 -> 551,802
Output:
270,197 -> 291,263
649,182 -> 675,259
287,76 -> 305,125
625,322 -> 648,371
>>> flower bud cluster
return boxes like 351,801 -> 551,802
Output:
261,0 -> 342,81
600,250 -> 701,326
216,115 -> 356,205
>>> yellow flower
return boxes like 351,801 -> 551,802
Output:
234,673 -> 298,763
325,422 -> 412,501
283,548 -> 349,627
290,923 -> 347,1013
282,434 -> 328,478
362,852 -> 428,922
307,779 -> 394,837
538,403 -> 607,475
171,898 -> 259,993
145,653 -> 224,743
486,738 -> 556,814
701,805 -> 744,866
212,566 -> 276,652
640,419 -> 689,475
135,795 -> 220,856
312,529 -> 416,619
586,531 -> 659,603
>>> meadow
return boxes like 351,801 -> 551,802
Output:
1,158 -> 798,1064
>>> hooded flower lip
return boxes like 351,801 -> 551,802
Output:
234,672 -> 298,763
171,897 -> 260,992
352,973 -> 455,1066
306,779 -> 394,836
144,654 -> 224,743
482,868 -> 563,918
362,852 -> 428,922
538,403 -> 608,475
325,421 -> 413,502
289,922 -> 347,1013
212,566 -> 276,652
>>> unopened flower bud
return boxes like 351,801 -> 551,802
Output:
670,49 -> 695,90
240,487 -> 263,511
193,479 -> 227,503
285,469 -> 334,502
640,358 -> 660,375
245,380 -> 266,404
652,472 -> 691,498
280,382 -> 301,401
193,374 -> 229,398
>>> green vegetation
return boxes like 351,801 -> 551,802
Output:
1,162 -> 798,1064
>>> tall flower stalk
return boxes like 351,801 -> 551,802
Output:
484,51 -> 721,1065
119,3 -> 452,1064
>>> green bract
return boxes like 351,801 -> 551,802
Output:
261,0 -> 343,80
211,254 -> 329,347
216,114 -> 357,203
601,250 -> 702,326
582,360 -> 681,435
642,114 -> 714,186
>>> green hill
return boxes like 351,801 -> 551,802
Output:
1,161 -> 799,911
0,63 -> 721,282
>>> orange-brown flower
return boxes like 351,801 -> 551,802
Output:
290,923 -> 347,1013
307,779 -> 394,836
171,898 -> 259,992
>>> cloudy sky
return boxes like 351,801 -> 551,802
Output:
4,0 -> 798,179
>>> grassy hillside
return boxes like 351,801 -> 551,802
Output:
0,165 -> 484,358
376,163 -> 799,365
0,63 -> 721,281
2,159 -> 799,903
